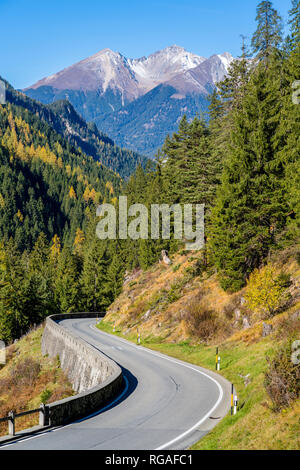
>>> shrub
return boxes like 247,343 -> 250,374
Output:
245,265 -> 288,319
184,304 -> 217,340
50,384 -> 74,402
167,278 -> 188,304
183,290 -> 217,341
9,358 -> 41,388
129,281 -> 137,287
264,338 -> 300,411
40,388 -> 52,404
275,314 -> 300,339
276,272 -> 292,289
184,258 -> 204,278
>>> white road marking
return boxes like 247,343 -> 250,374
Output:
90,324 -> 224,450
1,320 -> 225,450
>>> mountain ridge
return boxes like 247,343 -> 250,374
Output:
6,79 -> 147,178
24,46 -> 234,157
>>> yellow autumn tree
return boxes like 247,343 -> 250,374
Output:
50,234 -> 61,263
83,187 -> 91,203
245,265 -> 287,319
66,165 -> 72,177
16,210 -> 23,222
89,188 -> 97,203
73,228 -> 85,256
105,181 -> 114,195
69,186 -> 77,200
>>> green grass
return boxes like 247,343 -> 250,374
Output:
96,320 -> 300,450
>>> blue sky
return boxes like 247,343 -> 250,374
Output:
0,0 -> 292,89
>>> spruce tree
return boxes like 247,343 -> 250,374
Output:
80,239 -> 111,312
251,1 -> 283,62
54,247 -> 82,312
275,0 -> 300,231
209,59 -> 287,291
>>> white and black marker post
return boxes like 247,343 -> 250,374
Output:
234,394 -> 238,415
137,329 -> 141,345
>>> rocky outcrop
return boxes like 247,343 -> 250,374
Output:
161,250 -> 172,266
262,322 -> 273,337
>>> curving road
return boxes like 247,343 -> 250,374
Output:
1,318 -> 231,450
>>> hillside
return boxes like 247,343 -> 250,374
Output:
0,80 -> 122,251
0,327 -> 73,437
5,79 -> 147,178
99,246 -> 300,449
96,84 -> 210,158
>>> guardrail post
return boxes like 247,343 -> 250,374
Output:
39,403 -> 49,426
8,411 -> 15,436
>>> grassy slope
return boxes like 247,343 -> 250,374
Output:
99,251 -> 300,450
0,327 -> 73,436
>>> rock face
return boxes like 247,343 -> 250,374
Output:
161,250 -> 172,266
143,310 -> 152,321
243,316 -> 251,329
291,310 -> 300,320
262,322 -> 273,337
238,373 -> 251,387
234,309 -> 241,320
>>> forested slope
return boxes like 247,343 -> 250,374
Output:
5,79 -> 147,179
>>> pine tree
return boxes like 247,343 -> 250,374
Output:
275,0 -> 300,231
251,1 -> 283,62
288,0 -> 300,46
80,239 -> 110,312
106,252 -> 125,301
55,247 -> 81,312
209,59 -> 287,291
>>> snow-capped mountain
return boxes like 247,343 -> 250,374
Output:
26,45 -> 208,97
26,48 -> 141,102
166,53 -> 234,96
24,46 -> 234,157
128,45 -> 206,93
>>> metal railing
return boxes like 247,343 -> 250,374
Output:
0,403 -> 49,436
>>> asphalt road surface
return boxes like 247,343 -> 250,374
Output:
1,318 -> 231,450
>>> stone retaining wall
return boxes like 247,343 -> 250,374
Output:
41,314 -> 123,426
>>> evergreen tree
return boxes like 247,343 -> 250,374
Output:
54,247 -> 82,312
251,1 -> 283,62
80,239 -> 111,312
209,59 -> 287,291
106,252 -> 125,301
275,0 -> 300,231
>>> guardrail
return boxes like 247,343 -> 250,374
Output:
0,403 -> 49,436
